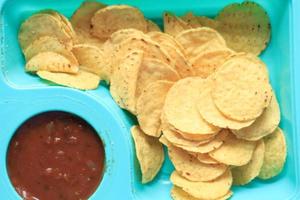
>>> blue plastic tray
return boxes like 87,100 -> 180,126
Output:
0,0 -> 300,199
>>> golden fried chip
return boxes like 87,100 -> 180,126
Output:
136,58 -> 180,100
209,132 -> 256,166
196,153 -> 219,165
163,12 -> 192,37
110,50 -> 143,114
175,27 -> 226,59
232,92 -> 280,141
72,44 -> 111,81
26,52 -> 78,74
19,13 -> 73,51
211,54 -> 272,121
170,170 -> 232,200
171,186 -> 232,200
113,37 -> 174,71
175,130 -> 228,154
136,80 -> 174,137
190,48 -> 234,78
148,31 -> 186,54
24,36 -> 78,65
258,128 -> 287,179
71,1 -> 106,32
91,5 -> 147,39
39,10 -> 77,42
197,78 -> 255,129
131,125 -> 164,184
232,139 -> 265,185
146,19 -> 161,32
168,145 -> 227,181
163,128 -> 211,147
110,29 -> 146,45
216,1 -> 271,55
163,77 -> 220,135
37,70 -> 100,90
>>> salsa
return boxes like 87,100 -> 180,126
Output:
7,112 -> 105,200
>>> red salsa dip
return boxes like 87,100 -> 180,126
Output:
7,112 -> 105,200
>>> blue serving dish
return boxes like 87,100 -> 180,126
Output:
0,0 -> 300,199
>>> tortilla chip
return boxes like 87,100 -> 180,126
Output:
136,80 -> 174,137
26,51 -> 78,74
168,145 -> 227,181
209,132 -> 256,166
170,170 -> 232,199
163,77 -> 220,135
24,36 -> 78,65
37,70 -> 100,90
131,125 -> 164,183
19,13 -> 72,51
91,5 -> 147,39
216,1 -> 271,55
258,128 -> 287,179
110,50 -> 143,114
232,139 -> 265,185
211,53 -> 272,121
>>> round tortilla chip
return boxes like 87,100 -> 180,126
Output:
131,125 -> 164,184
71,1 -> 106,32
19,13 -> 73,51
26,51 -> 79,74
168,145 -> 228,181
232,139 -> 265,185
91,5 -> 147,39
163,77 -> 220,135
113,36 -> 175,72
175,27 -> 226,59
163,128 -> 211,147
216,1 -> 271,55
37,70 -> 100,90
232,92 -> 280,141
258,127 -> 287,180
24,36 -> 78,65
211,53 -> 272,121
209,132 -> 256,166
196,153 -> 219,165
136,80 -> 174,137
136,58 -> 180,101
110,50 -> 143,114
109,29 -> 146,45
38,10 -> 76,42
148,31 -> 186,54
175,130 -> 228,154
171,186 -> 233,200
190,48 -> 234,78
170,170 -> 232,200
72,44 -> 110,80
197,78 -> 255,129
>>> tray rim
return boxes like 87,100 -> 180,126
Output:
0,0 -> 299,199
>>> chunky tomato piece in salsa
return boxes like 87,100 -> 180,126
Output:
7,112 -> 105,200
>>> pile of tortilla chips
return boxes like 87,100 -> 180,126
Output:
18,1 -> 287,199
18,2 -> 160,89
